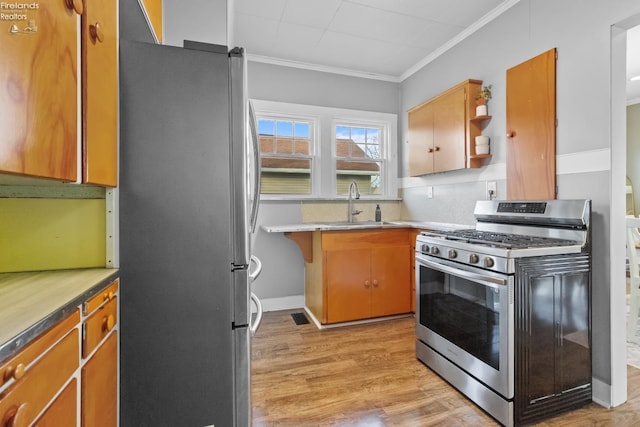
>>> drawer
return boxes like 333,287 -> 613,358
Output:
0,310 -> 79,389
83,297 -> 117,358
84,279 -> 119,315
0,330 -> 79,426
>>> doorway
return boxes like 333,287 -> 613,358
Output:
612,16 -> 640,407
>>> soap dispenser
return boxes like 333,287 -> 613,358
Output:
375,204 -> 382,222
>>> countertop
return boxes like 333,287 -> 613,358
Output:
262,220 -> 472,233
0,268 -> 119,362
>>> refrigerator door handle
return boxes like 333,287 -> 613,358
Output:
250,292 -> 263,336
248,101 -> 261,234
249,255 -> 262,283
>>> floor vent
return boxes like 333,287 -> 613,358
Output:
291,312 -> 310,325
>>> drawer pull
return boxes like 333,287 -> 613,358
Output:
2,403 -> 28,427
3,363 -> 25,381
373,279 -> 379,288
64,0 -> 83,15
103,291 -> 115,302
102,314 -> 115,332
90,22 -> 105,43
364,280 -> 371,289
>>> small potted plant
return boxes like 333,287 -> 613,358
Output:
475,84 -> 492,116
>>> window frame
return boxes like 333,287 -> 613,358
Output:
332,120 -> 388,197
256,114 -> 317,196
252,99 -> 398,200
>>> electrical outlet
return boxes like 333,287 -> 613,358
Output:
427,186 -> 433,199
487,181 -> 497,200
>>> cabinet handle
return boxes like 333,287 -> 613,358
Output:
364,280 -> 371,288
434,146 -> 440,152
64,0 -> 83,15
90,22 -> 105,43
102,314 -> 115,332
428,148 -> 434,153
103,291 -> 115,302
506,131 -> 515,138
3,363 -> 25,381
2,403 -> 28,427
372,279 -> 379,288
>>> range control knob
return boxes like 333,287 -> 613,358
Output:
469,253 -> 479,264
421,244 -> 429,254
448,249 -> 457,259
430,246 -> 440,255
484,257 -> 495,268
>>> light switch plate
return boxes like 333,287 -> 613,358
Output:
427,186 -> 433,198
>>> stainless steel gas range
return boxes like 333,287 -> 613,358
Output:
415,200 -> 592,427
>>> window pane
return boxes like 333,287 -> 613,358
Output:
259,120 -> 275,136
258,117 -> 313,195
335,125 -> 384,196
336,160 -> 381,195
260,157 -> 311,194
294,123 -> 310,138
276,121 -> 293,136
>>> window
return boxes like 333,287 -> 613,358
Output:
335,125 -> 383,196
252,100 -> 397,200
257,118 -> 314,195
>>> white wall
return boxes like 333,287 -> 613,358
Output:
162,0 -> 228,47
247,61 -> 400,309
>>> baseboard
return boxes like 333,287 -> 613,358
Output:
256,295 -> 304,312
591,377 -> 611,408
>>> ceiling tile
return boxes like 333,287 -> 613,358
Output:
281,0 -> 342,28
234,0 -> 288,20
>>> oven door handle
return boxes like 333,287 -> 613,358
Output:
419,257 -> 507,288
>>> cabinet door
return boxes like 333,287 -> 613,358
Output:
0,2 -> 79,180
82,332 -> 118,427
140,0 -> 163,43
33,379 -> 77,426
433,87 -> 465,172
83,0 -> 118,186
506,48 -> 556,200
326,249 -> 371,323
408,103 -> 434,176
371,245 -> 411,317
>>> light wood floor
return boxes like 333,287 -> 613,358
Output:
251,310 -> 640,426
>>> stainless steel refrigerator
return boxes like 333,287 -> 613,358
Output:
118,40 -> 262,427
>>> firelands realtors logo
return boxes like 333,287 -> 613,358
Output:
1,2 -> 39,34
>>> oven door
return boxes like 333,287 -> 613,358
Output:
415,253 -> 514,399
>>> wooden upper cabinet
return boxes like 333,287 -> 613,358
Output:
506,48 -> 557,200
0,2 -> 79,181
408,79 -> 486,176
140,0 -> 163,43
83,0 -> 119,186
408,102 -> 435,175
433,87 -> 466,173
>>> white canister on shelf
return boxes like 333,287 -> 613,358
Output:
475,135 -> 490,155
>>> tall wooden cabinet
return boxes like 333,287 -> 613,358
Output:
83,0 -> 119,186
0,0 -> 118,186
408,79 -> 491,176
506,48 -> 557,200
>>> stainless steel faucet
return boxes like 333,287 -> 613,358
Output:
347,180 -> 362,222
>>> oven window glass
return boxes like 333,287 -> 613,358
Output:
418,264 -> 500,370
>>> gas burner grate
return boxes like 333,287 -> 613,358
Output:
429,229 -> 578,250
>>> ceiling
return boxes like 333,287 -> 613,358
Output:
234,0 -> 640,100
233,0 -> 510,81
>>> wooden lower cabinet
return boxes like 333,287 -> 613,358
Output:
314,229 -> 411,324
34,379 -> 78,426
0,278 -> 119,426
82,332 -> 117,427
